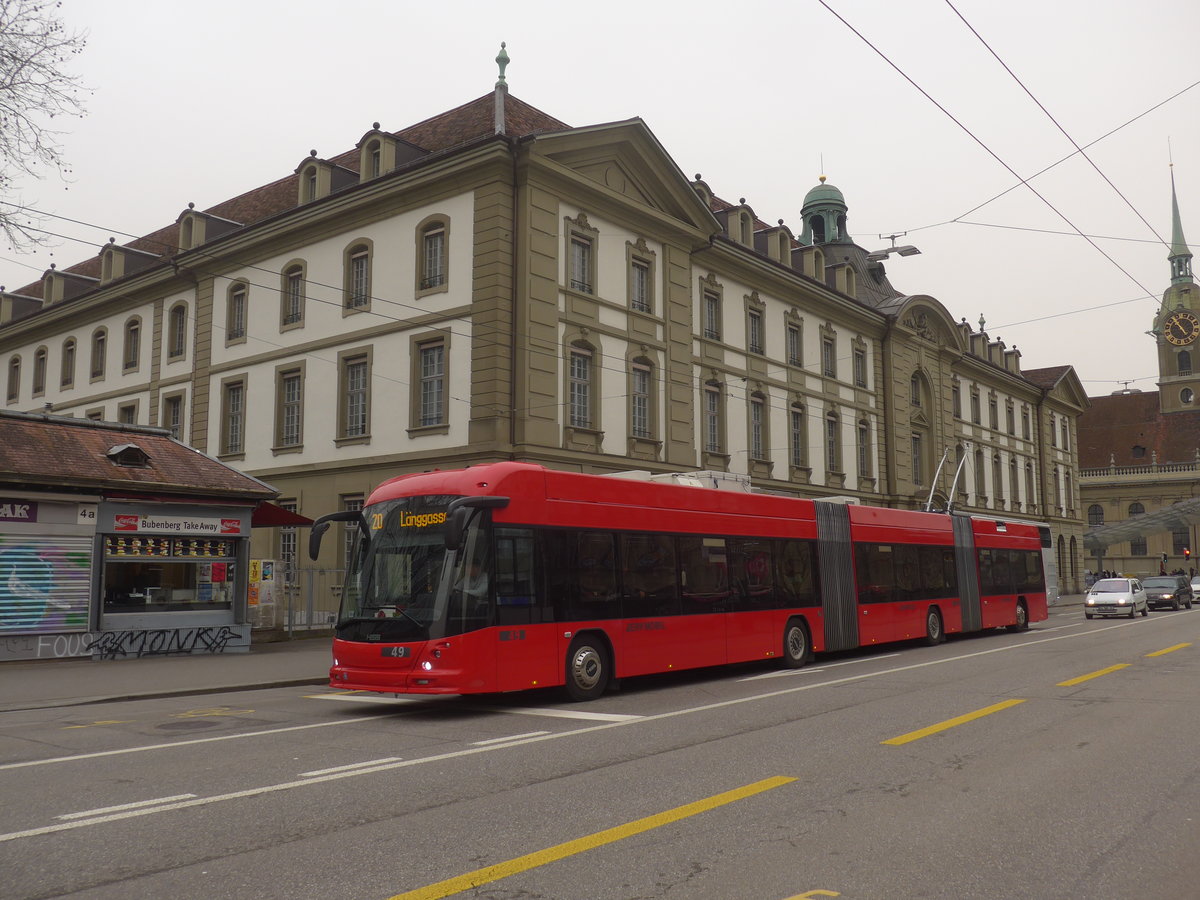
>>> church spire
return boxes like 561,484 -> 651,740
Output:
1169,165 -> 1193,285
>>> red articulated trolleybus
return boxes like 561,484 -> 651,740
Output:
308,462 -> 1049,701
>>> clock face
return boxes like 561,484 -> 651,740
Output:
1165,310 -> 1200,346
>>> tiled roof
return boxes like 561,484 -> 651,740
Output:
1077,391 -> 1200,468
1022,366 -> 1072,390
10,93 -> 570,298
0,411 -> 276,500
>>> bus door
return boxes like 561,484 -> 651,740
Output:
491,528 -> 558,692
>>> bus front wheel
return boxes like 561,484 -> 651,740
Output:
782,619 -> 810,669
924,608 -> 945,645
564,636 -> 610,702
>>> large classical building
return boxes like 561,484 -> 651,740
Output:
1,56 -> 1087,620
1078,171 -> 1200,576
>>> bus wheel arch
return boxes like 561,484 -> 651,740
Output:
782,617 -> 812,669
924,606 -> 945,645
564,632 -> 612,702
1008,599 -> 1029,632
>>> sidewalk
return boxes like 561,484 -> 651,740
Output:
0,636 -> 331,713
1,597 -> 1088,714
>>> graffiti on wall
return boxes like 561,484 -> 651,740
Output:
0,538 -> 91,635
0,625 -> 250,661
86,626 -> 243,659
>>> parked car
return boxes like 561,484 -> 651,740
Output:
1190,575 -> 1200,595
1084,578 -> 1149,619
1142,575 -> 1194,611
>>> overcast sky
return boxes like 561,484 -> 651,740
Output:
3,0 -> 1198,395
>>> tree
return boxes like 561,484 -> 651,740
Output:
0,0 -> 87,249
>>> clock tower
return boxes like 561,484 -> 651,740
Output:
1155,167 -> 1199,413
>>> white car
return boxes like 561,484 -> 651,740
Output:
1085,578 -> 1149,619
1190,576 -> 1200,595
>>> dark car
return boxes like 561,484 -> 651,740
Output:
1141,575 -> 1194,611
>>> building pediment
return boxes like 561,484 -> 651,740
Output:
526,120 -> 720,235
888,296 -> 964,351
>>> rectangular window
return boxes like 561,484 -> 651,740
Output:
631,260 -> 650,313
228,286 -> 246,340
1022,407 -> 1031,440
1050,414 -> 1057,447
569,349 -> 591,428
61,342 -> 75,388
342,495 -> 364,572
790,407 -> 805,468
164,395 -> 183,441
631,364 -> 651,438
703,291 -> 721,340
223,381 -> 245,455
278,370 -> 303,447
750,397 -> 765,460
342,357 -> 368,438
118,403 -> 136,425
822,338 -> 836,378
124,324 -> 139,371
748,310 -> 763,355
419,343 -> 445,426
952,382 -> 961,418
858,421 -> 871,476
570,237 -> 592,293
1006,403 -> 1015,435
32,352 -> 46,395
279,500 -> 298,584
825,416 -> 840,472
970,391 -> 980,425
1061,418 -> 1070,451
853,348 -> 866,387
911,433 -> 923,485
91,332 -> 106,379
989,397 -> 998,430
704,387 -> 721,453
348,251 -> 369,308
786,324 -> 802,366
422,227 -> 446,290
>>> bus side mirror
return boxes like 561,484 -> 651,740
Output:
444,508 -> 469,552
308,510 -> 363,560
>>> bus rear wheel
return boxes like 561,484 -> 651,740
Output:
924,608 -> 945,645
1007,601 -> 1029,632
782,619 -> 810,669
564,636 -> 609,702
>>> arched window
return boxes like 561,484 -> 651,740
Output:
226,282 -> 248,343
61,338 -> 76,388
32,347 -> 47,396
1128,501 -> 1145,517
910,372 -> 922,407
6,355 -> 20,404
417,216 -> 449,293
280,263 -> 306,328
1179,350 -> 1193,376
809,215 -> 826,244
168,304 -> 187,358
344,241 -> 372,311
1088,504 -> 1104,526
123,317 -> 141,371
90,328 -> 107,379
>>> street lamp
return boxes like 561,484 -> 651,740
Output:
867,233 -> 921,262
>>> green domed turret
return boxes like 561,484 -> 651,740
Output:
799,175 -> 848,246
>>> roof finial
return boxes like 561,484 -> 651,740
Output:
496,42 -> 509,87
978,313 -> 986,332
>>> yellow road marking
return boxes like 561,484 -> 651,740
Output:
387,776 -> 796,900
784,892 -> 841,898
882,699 -> 1025,746
1146,643 -> 1191,657
1057,664 -> 1130,686
63,720 -> 132,730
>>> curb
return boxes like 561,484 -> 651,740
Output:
0,676 -> 329,714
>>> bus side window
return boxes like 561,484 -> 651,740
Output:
856,543 -> 894,604
776,540 -> 818,607
620,533 -> 680,618
574,530 -> 620,620
495,528 -> 538,626
678,536 -> 730,615
729,538 -> 773,611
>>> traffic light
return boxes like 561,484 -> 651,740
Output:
1161,552 -> 1169,564
1186,548 -> 1192,561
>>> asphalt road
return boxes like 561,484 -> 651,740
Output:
3,604 -> 1199,900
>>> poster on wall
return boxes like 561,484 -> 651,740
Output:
0,536 -> 93,635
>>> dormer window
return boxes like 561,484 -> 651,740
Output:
106,443 -> 151,468
369,142 -> 381,179
305,168 -> 317,202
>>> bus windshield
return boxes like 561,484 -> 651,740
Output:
339,495 -> 457,640
339,494 -> 494,641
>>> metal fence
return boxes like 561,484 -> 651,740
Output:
251,567 -> 343,634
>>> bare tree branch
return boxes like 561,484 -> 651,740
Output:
0,0 -> 87,250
